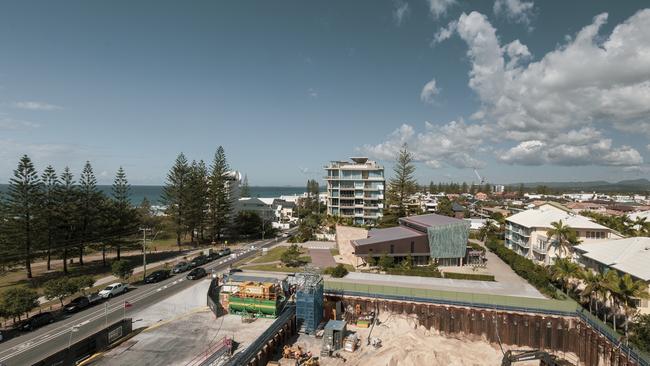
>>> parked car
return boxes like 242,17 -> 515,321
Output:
145,270 -> 171,284
206,252 -> 220,261
172,261 -> 191,274
64,296 -> 90,313
186,267 -> 207,280
98,283 -> 128,298
190,255 -> 207,268
19,312 -> 55,331
218,248 -> 231,257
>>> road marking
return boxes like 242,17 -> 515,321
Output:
0,239 -> 272,362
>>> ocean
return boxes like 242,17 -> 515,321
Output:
0,184 -> 311,205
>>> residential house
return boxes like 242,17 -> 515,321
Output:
505,202 -> 616,265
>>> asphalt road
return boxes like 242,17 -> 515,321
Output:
0,236 -> 285,366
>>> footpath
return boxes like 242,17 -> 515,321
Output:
37,247 -> 209,305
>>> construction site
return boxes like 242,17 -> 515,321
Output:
202,267 -> 649,366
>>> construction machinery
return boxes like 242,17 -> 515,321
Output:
501,350 -> 574,366
281,345 -> 319,366
228,281 -> 286,318
343,333 -> 359,352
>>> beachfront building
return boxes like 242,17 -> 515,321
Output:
236,197 -> 276,222
505,202 -> 615,265
351,213 -> 470,267
324,157 -> 384,226
574,237 -> 650,314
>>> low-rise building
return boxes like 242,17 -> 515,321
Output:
236,197 -> 276,222
574,237 -> 650,314
351,213 -> 470,267
505,202 -> 615,265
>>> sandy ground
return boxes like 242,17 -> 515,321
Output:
289,313 -> 539,366
335,225 -> 368,268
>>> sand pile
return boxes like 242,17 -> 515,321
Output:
326,314 -> 538,366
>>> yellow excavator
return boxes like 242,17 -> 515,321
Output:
501,350 -> 574,366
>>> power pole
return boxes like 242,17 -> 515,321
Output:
140,227 -> 152,280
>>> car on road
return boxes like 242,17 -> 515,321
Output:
218,248 -> 231,257
64,296 -> 90,313
99,283 -> 128,298
172,261 -> 191,273
189,255 -> 207,268
144,269 -> 171,284
186,267 -> 207,280
206,252 -> 220,261
19,312 -> 55,331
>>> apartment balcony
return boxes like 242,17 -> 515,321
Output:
340,186 -> 355,191
531,246 -> 547,254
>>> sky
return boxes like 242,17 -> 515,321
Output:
0,0 -> 649,186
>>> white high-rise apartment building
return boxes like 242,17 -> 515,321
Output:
324,157 -> 384,226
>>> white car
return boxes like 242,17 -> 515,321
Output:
98,283 -> 128,298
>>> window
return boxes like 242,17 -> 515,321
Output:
410,241 -> 415,253
390,244 -> 394,254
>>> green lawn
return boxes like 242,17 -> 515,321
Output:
330,248 -> 340,256
249,246 -> 308,264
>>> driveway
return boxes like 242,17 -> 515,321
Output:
308,249 -> 337,268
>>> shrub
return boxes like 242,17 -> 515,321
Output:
324,264 -> 349,278
112,260 -> 134,281
443,272 -> 495,281
43,278 -> 79,306
0,287 -> 39,320
378,253 -> 394,271
72,276 -> 95,294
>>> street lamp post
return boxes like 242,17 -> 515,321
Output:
68,326 -> 79,348
140,228 -> 161,281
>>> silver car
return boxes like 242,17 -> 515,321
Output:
172,261 -> 191,274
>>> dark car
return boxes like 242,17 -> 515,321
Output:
186,267 -> 207,280
172,261 -> 191,274
144,270 -> 171,284
64,296 -> 90,313
20,312 -> 55,331
189,255 -> 207,268
218,248 -> 231,257
206,252 -> 220,261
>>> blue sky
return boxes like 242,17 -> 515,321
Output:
0,0 -> 649,186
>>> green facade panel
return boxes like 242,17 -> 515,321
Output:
427,222 -> 470,259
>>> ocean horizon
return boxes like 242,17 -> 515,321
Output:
0,184 -> 314,205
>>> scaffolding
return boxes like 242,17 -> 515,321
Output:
295,271 -> 324,334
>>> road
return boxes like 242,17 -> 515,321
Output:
0,236 -> 285,366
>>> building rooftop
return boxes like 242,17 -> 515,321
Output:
506,203 -> 609,230
400,213 -> 467,228
353,226 -> 425,246
575,237 -> 650,281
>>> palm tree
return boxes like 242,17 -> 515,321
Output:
618,215 -> 635,236
632,216 -> 649,236
546,220 -> 574,264
478,220 -> 498,241
581,270 -> 604,315
603,270 -> 621,330
617,273 -> 650,339
550,258 -> 582,295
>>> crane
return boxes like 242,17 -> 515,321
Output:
474,169 -> 486,185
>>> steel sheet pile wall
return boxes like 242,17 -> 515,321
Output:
333,296 -> 645,366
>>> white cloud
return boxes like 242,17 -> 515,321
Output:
429,10 -> 650,168
361,120 -> 488,169
493,0 -> 534,27
307,88 -> 318,98
13,101 -> 62,111
647,144 -> 650,151
420,78 -> 440,103
393,0 -> 410,26
432,21 -> 457,45
427,0 -> 456,19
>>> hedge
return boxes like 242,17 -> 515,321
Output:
443,272 -> 495,281
386,267 -> 443,278
485,238 -> 557,298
